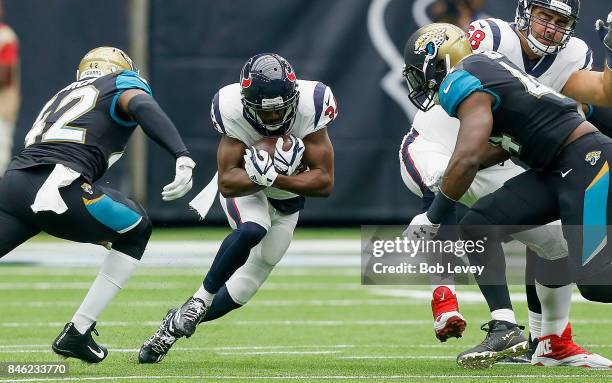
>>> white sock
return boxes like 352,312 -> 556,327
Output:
528,310 -> 542,339
71,250 -> 139,334
193,284 -> 215,307
431,284 -> 456,294
491,308 -> 517,324
536,282 -> 571,337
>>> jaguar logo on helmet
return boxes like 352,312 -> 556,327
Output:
403,23 -> 472,112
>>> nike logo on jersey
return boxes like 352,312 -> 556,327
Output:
325,94 -> 331,106
560,169 -> 573,178
479,22 -> 486,29
88,345 -> 105,358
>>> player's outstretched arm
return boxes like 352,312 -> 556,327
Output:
218,135 -> 265,197
562,13 -> 612,107
272,128 -> 334,197
118,89 -> 195,201
119,89 -> 191,158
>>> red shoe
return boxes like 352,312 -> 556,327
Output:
431,286 -> 466,342
532,323 -> 612,368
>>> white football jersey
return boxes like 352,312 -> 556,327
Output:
413,18 -> 592,151
211,79 -> 337,200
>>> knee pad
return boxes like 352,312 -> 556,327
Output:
226,274 -> 262,305
112,213 -> 152,261
577,284 -> 612,303
226,259 -> 274,305
236,221 -> 267,247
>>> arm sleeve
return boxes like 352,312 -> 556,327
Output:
127,94 -> 190,159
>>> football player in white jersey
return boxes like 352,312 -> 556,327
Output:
400,0 -> 612,367
139,53 -> 336,363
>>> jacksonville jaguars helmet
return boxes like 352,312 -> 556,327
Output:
516,0 -> 580,56
403,23 -> 473,112
76,46 -> 138,81
240,53 -> 299,135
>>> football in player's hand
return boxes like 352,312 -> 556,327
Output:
253,135 -> 292,155
253,135 -> 306,175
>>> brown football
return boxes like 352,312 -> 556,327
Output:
253,134 -> 292,155
252,134 -> 306,175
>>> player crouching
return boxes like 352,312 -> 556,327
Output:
139,53 -> 337,363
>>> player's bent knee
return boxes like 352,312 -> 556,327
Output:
577,284 -> 612,303
236,221 -> 267,246
226,275 -> 262,305
112,214 -> 152,261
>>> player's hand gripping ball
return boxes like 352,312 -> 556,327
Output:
253,134 -> 305,175
243,147 -> 278,187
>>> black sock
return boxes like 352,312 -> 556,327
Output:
460,213 -> 513,312
203,222 -> 267,293
525,248 -> 541,314
202,284 -> 242,322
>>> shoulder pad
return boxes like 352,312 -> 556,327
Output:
115,71 -> 152,95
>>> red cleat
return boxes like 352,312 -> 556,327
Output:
532,323 -> 612,368
431,286 -> 466,342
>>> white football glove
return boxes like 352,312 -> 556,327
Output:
244,147 -> 278,187
162,156 -> 195,201
273,135 -> 305,175
596,11 -> 612,52
403,212 -> 440,241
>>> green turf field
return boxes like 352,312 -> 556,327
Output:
1,262 -> 612,382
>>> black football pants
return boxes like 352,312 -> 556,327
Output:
0,165 -> 152,260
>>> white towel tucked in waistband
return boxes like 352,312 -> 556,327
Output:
189,172 -> 219,219
30,164 -> 81,214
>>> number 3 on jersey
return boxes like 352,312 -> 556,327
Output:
25,85 -> 99,147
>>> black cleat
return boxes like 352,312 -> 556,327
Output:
499,333 -> 538,364
457,320 -> 529,369
52,322 -> 108,363
172,297 -> 208,337
139,309 -> 180,364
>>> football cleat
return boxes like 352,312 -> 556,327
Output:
532,323 -> 612,368
52,322 -> 108,363
457,320 -> 529,369
499,333 -> 538,364
431,286 -> 466,342
172,297 -> 208,338
139,309 -> 180,364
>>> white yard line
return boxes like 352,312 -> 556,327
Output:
0,240 -> 360,268
8,299 -> 409,308
2,318 -> 612,329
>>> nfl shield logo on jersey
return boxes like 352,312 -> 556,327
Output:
585,151 -> 601,166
